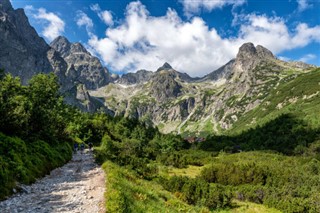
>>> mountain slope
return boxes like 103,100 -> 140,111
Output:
0,0 -> 317,134
89,43 -> 316,134
51,36 -> 114,90
0,0 -> 110,112
229,67 -> 320,134
0,0 -> 64,84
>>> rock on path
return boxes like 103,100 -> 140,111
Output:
0,150 -> 105,213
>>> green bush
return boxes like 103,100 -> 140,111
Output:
197,151 -> 320,212
0,132 -> 71,200
159,175 -> 232,209
102,161 -> 208,213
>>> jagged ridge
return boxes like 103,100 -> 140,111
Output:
91,43 -> 316,134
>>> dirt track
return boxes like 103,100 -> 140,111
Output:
0,150 -> 105,213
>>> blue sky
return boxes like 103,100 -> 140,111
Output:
11,0 -> 320,77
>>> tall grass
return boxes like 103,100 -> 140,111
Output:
0,133 -> 72,200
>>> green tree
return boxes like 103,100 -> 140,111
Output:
0,74 -> 30,136
27,73 -> 67,142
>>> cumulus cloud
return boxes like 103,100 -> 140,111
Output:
278,56 -> 291,61
238,15 -> 320,52
90,3 -> 113,26
298,54 -> 316,62
180,0 -> 246,16
297,0 -> 311,12
76,11 -> 94,34
25,6 -> 65,41
87,1 -> 320,77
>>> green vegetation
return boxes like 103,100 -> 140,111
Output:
1,67 -> 320,212
94,68 -> 320,212
94,110 -> 319,212
0,73 -> 74,199
0,72 -> 110,200
199,151 -> 320,212
201,114 -> 319,154
102,161 -> 209,212
230,68 -> 320,134
0,133 -> 71,199
168,165 -> 204,178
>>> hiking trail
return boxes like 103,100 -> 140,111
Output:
0,150 -> 105,213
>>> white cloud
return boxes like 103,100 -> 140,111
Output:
76,11 -> 93,33
278,56 -> 291,61
232,14 -> 320,54
100,11 -> 113,26
298,54 -> 316,62
90,3 -> 113,26
25,6 -> 65,41
297,0 -> 311,12
180,0 -> 246,16
237,15 -> 320,52
87,1 -> 320,77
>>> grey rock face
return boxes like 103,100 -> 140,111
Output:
150,70 -> 182,101
202,43 -> 274,83
256,45 -> 275,60
117,70 -> 154,85
202,59 -> 235,81
99,42 -> 317,133
117,63 -> 195,85
0,0 -> 54,84
49,36 -> 71,58
63,83 -> 110,113
236,42 -> 257,60
0,2 -> 107,113
157,62 -> 172,71
0,0 -> 13,12
156,65 -> 194,83
50,36 -> 110,90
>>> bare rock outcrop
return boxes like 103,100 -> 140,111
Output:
51,36 -> 111,90
0,0 -> 56,84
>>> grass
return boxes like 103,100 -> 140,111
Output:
168,165 -> 204,178
0,133 -> 72,200
102,161 -> 209,213
230,68 -> 320,134
215,200 -> 282,213
102,160 -> 285,213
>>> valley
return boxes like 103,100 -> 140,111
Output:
0,0 -> 320,212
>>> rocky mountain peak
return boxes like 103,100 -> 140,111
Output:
51,36 -> 111,90
236,42 -> 257,60
0,0 -> 13,12
51,35 -> 70,45
0,0 -> 56,84
150,71 -> 182,101
157,62 -> 173,71
232,42 -> 277,76
256,45 -> 275,60
51,36 -> 89,56
117,70 -> 153,85
50,36 -> 72,58
71,42 -> 88,54
236,43 -> 275,61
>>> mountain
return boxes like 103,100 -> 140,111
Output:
116,62 -> 195,86
202,59 -> 235,81
0,0 -> 109,112
89,43 -> 316,134
50,36 -> 113,90
116,70 -> 154,85
0,0 -> 64,84
0,0 -> 318,135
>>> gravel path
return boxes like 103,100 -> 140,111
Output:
0,150 -> 105,213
